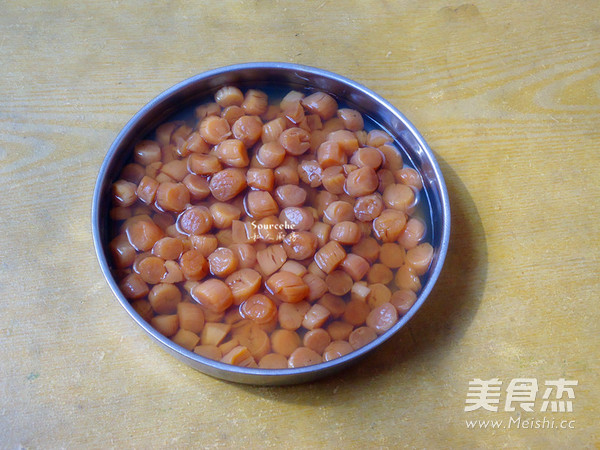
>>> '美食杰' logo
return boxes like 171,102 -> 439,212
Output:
464,378 -> 578,412
463,378 -> 578,430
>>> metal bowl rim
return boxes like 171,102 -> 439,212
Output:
92,62 -> 451,383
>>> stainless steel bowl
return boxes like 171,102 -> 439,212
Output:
92,62 -> 451,385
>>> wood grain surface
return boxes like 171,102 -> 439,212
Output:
1,1 -> 598,448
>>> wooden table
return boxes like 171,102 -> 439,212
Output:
1,1 -> 598,447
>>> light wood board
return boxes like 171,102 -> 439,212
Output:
0,1 -> 598,447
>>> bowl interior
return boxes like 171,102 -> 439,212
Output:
93,63 -> 450,385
